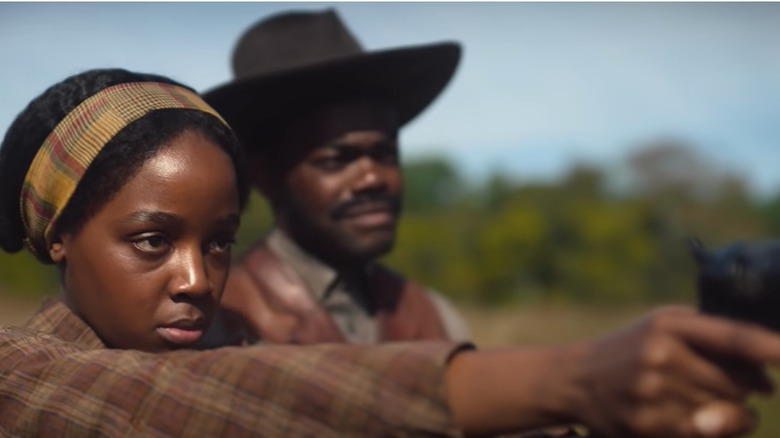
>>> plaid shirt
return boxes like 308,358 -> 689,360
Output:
0,296 -> 468,437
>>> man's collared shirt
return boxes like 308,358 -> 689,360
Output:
0,296 -> 467,437
266,228 -> 471,344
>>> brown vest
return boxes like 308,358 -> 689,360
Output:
216,242 -> 449,344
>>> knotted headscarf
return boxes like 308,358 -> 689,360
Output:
20,81 -> 227,260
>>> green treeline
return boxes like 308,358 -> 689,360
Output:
388,141 -> 780,306
3,140 -> 780,306
390,140 -> 780,306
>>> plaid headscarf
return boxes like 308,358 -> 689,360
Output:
20,81 -> 227,261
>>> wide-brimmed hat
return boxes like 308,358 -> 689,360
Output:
202,9 -> 461,149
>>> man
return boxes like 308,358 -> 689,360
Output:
203,9 -> 470,344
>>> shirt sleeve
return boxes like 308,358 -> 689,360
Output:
0,326 -> 471,437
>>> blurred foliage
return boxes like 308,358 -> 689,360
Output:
0,140 -> 774,307
0,250 -> 58,298
386,140 -> 773,306
233,190 -> 274,256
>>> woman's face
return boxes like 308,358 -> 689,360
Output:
50,130 -> 240,352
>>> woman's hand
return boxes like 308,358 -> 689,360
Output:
446,305 -> 780,438
568,306 -> 775,438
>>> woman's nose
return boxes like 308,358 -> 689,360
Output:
169,247 -> 213,299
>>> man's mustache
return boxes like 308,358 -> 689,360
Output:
330,193 -> 401,220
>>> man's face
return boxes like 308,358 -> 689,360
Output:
51,130 -> 240,352
270,102 -> 402,265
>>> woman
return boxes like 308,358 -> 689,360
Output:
0,68 -> 777,438
0,68 -> 248,353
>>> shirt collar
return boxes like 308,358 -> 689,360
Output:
24,296 -> 106,349
266,228 -> 340,301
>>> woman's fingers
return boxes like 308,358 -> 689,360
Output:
577,306 -> 775,438
661,309 -> 780,368
690,401 -> 757,438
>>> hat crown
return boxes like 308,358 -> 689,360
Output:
232,9 -> 365,79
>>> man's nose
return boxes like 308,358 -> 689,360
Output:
352,156 -> 386,191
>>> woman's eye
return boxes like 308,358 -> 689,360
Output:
133,235 -> 170,254
209,236 -> 235,254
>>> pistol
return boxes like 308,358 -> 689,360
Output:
689,238 -> 780,331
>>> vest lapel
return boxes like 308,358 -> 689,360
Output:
226,243 -> 345,344
371,265 -> 449,341
220,242 -> 450,344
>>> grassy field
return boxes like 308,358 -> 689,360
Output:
0,293 -> 38,326
1,294 -> 778,437
459,302 -> 651,347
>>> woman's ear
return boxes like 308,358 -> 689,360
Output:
49,238 -> 66,263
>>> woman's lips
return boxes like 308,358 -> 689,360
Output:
157,323 -> 204,346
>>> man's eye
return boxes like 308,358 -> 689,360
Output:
313,155 -> 352,171
373,147 -> 399,164
133,235 -> 170,254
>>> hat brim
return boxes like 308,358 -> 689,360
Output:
202,42 -> 461,150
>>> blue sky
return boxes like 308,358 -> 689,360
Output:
2,2 -> 780,196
